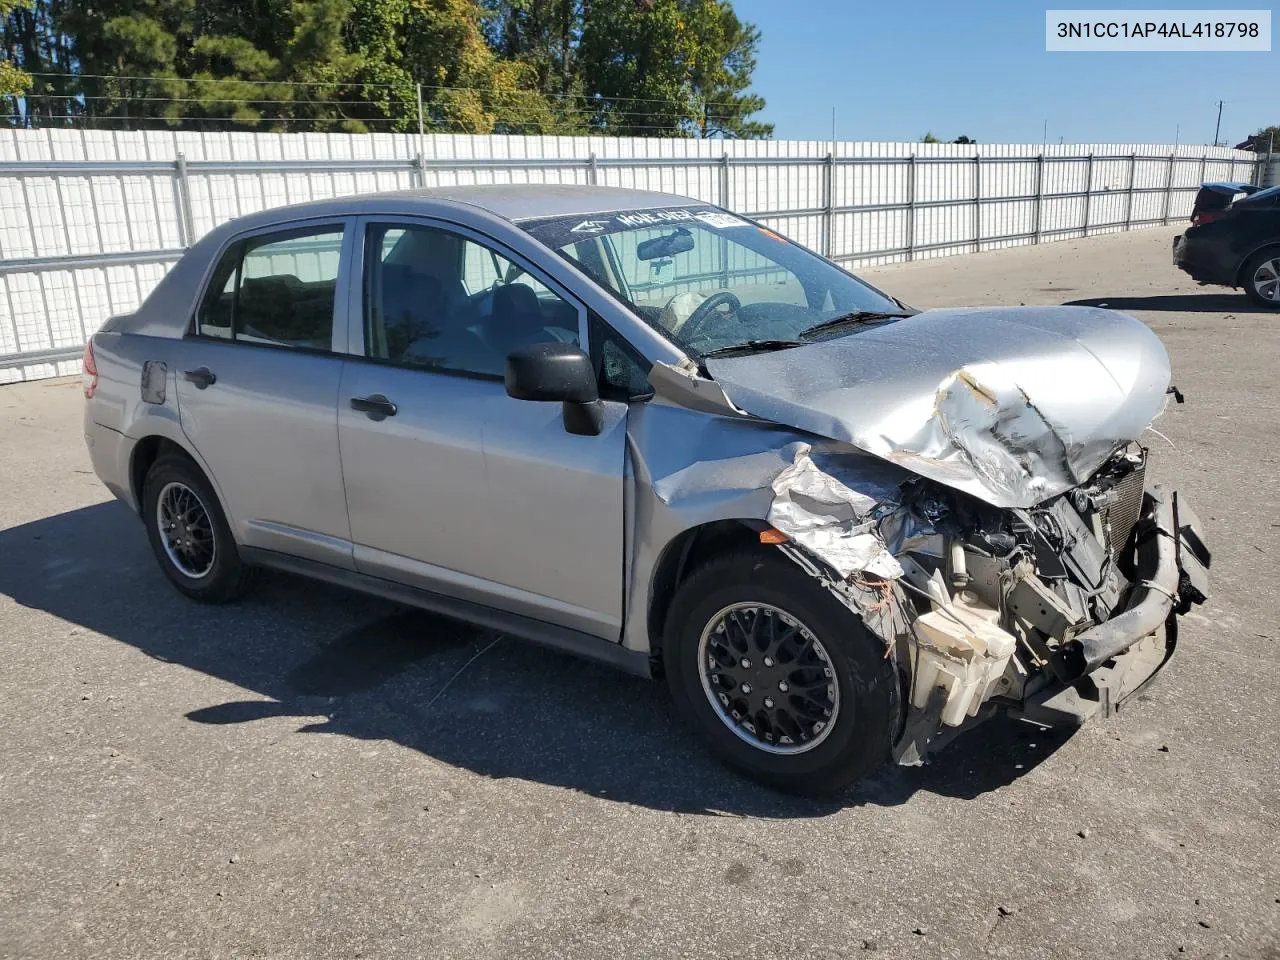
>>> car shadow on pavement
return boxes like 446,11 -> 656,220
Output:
0,501 -> 1072,817
1065,293 -> 1271,313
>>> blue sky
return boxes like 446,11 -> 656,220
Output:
732,0 -> 1276,144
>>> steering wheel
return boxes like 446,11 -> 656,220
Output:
679,291 -> 742,342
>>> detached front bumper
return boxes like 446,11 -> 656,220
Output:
1071,485 -> 1210,672
1016,486 -> 1210,725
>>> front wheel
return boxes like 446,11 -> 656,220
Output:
1242,247 -> 1280,309
662,549 -> 900,795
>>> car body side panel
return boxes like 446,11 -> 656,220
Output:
85,331 -> 225,514
1229,204 -> 1280,274
339,364 -> 502,591
171,338 -> 354,569
618,399 -> 913,653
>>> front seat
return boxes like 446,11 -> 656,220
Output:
484,284 -> 549,357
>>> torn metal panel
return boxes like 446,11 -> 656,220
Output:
646,360 -> 747,418
767,444 -> 903,579
704,306 -> 1172,509
619,402 -> 913,654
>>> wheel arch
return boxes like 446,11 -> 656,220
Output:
1234,241 -> 1280,287
645,519 -> 769,672
129,433 -> 235,538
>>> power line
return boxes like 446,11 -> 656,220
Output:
0,112 -> 699,134
51,93 -> 715,123
20,71 -> 760,111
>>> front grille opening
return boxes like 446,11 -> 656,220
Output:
1103,457 -> 1146,561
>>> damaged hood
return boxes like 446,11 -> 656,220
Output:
704,306 -> 1171,508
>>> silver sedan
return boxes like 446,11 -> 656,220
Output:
83,185 -> 1210,794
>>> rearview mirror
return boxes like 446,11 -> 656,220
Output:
505,343 -> 604,436
636,227 -> 694,261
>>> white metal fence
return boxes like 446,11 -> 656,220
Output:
0,128 -> 1260,382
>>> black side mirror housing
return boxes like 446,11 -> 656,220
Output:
505,342 -> 604,436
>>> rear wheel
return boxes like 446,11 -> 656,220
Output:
141,453 -> 253,603
662,549 -> 899,795
1242,247 -> 1280,308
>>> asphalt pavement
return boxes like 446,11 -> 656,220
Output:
1,227 -> 1277,959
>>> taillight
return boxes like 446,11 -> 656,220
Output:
82,340 -> 98,399
1191,210 -> 1223,226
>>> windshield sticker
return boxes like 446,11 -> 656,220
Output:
693,211 -> 747,229
522,206 -> 756,248
614,209 -> 697,228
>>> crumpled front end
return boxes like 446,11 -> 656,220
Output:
705,305 -> 1174,509
760,442 -> 1211,763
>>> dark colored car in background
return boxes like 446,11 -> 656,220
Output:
1189,181 -> 1259,225
1175,182 -> 1280,308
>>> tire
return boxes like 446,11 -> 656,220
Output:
141,452 -> 253,603
662,548 -> 900,796
1241,247 -> 1280,309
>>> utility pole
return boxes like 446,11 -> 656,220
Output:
1214,99 -> 1224,146
1042,119 -> 1048,145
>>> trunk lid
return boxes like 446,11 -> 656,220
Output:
1191,181 -> 1258,225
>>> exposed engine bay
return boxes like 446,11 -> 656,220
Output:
763,442 -> 1211,764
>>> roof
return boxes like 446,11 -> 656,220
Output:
408,184 -> 698,222
215,184 -> 700,235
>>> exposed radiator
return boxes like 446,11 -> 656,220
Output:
1104,458 -> 1146,560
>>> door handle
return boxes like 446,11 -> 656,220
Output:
183,367 -> 217,389
350,394 -> 398,420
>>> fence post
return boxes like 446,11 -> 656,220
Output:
973,154 -> 982,251
905,154 -> 916,261
416,83 -> 425,160
1082,153 -> 1094,237
1033,154 -> 1044,244
413,152 -> 425,189
587,152 -> 598,186
1161,151 -> 1176,225
822,152 -> 834,258
174,151 -> 195,247
1124,153 -> 1136,230
718,152 -> 729,208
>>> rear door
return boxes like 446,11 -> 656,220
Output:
337,217 -> 628,640
173,220 -> 356,569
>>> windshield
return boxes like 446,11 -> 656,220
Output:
520,206 -> 907,357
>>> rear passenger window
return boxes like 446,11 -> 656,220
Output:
195,226 -> 344,350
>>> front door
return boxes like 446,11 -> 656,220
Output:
337,219 -> 628,640
174,221 -> 355,569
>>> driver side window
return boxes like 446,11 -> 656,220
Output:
363,223 -> 580,377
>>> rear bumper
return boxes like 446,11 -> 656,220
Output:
83,412 -> 137,511
1173,233 -> 1236,286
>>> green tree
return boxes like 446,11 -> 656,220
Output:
575,0 -> 700,134
0,0 -> 33,101
1249,124 -> 1280,151
2,0 -> 768,136
921,131 -> 940,143
687,0 -> 770,138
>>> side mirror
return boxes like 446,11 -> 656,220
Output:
505,342 -> 604,436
